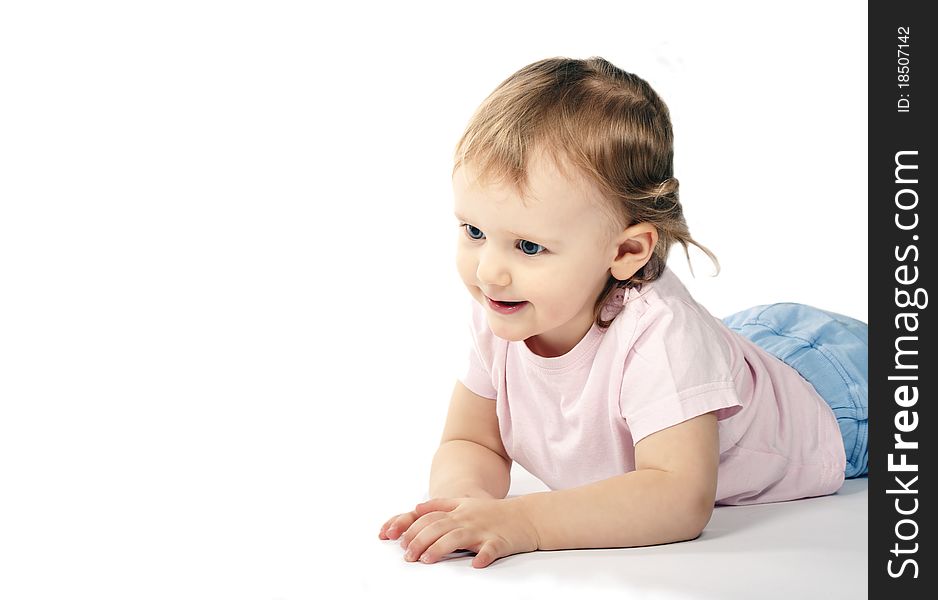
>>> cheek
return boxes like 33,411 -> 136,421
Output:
455,247 -> 476,284
541,259 -> 606,307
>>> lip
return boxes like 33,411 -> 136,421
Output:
485,295 -> 529,315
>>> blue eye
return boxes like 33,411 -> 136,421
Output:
464,224 -> 485,240
519,240 -> 545,256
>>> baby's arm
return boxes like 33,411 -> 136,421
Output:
380,381 -> 509,543
427,381 -> 512,500
521,412 -> 719,550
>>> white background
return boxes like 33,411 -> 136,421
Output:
0,1 -> 866,598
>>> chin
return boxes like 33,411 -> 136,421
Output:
485,318 -> 529,342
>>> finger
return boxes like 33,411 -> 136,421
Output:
399,511 -> 447,551
415,529 -> 476,564
381,512 -> 416,540
471,541 -> 500,569
379,518 -> 395,540
380,515 -> 403,539
414,497 -> 459,517
402,517 -> 458,562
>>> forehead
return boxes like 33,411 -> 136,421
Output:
453,151 -> 609,226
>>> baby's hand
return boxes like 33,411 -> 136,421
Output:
379,489 -> 494,541
394,497 -> 540,568
378,510 -> 420,541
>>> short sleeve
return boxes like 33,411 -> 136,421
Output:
458,300 -> 498,399
619,300 -> 743,444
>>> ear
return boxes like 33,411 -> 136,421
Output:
609,223 -> 658,281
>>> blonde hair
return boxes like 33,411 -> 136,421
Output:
452,56 -> 719,328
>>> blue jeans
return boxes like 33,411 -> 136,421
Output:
722,303 -> 868,478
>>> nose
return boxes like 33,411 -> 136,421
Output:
476,246 -> 511,288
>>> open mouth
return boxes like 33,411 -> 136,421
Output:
486,296 -> 529,314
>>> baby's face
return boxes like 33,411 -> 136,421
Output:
453,153 -> 620,357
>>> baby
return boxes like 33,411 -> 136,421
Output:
378,56 -> 868,568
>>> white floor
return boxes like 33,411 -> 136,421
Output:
368,464 -> 868,600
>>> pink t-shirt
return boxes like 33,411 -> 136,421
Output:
460,267 -> 846,505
